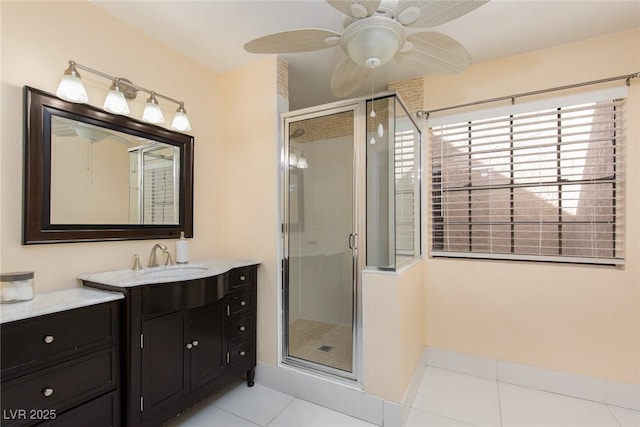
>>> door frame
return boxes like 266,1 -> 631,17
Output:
280,98 -> 368,385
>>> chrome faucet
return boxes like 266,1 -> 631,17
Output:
148,243 -> 174,267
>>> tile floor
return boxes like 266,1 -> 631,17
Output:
166,367 -> 640,427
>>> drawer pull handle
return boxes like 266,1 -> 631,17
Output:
239,351 -> 246,357
192,340 -> 199,347
42,388 -> 54,397
43,335 -> 54,344
240,301 -> 246,306
240,276 -> 246,281
186,343 -> 193,350
239,326 -> 246,332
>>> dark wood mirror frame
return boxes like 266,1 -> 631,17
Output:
23,86 -> 194,244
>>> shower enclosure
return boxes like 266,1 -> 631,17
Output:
282,93 -> 421,382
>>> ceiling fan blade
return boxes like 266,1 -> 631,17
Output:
108,134 -> 134,146
51,122 -> 77,138
244,29 -> 341,54
396,0 -> 488,28
327,0 -> 381,18
396,32 -> 471,73
330,58 -> 370,97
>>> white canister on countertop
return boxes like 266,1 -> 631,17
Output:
1,271 -> 34,303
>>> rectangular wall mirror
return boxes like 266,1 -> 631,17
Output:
23,86 -> 194,244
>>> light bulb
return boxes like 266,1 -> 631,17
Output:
297,156 -> 308,169
56,62 -> 88,103
103,80 -> 130,115
142,92 -> 165,124
171,103 -> 192,131
289,152 -> 298,167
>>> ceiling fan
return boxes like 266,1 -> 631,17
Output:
244,0 -> 488,97
53,120 -> 133,146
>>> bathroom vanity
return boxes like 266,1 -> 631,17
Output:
0,288 -> 124,427
80,259 -> 258,427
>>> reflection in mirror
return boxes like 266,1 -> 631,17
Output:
50,116 -> 180,225
129,143 -> 179,225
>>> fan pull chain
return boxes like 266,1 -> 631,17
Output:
87,142 -> 94,184
369,67 -> 376,145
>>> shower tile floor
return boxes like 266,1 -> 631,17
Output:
288,318 -> 353,372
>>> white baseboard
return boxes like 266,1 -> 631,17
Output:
255,362 -> 384,425
425,346 -> 640,411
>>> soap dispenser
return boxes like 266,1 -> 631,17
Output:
176,231 -> 189,264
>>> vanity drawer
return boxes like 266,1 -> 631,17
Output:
1,347 -> 117,426
142,275 -> 226,316
229,288 -> 253,315
47,391 -> 118,427
229,267 -> 253,289
228,340 -> 255,368
228,313 -> 254,343
1,304 -> 116,374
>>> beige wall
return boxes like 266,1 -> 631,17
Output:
217,57 -> 281,366
363,260 -> 425,402
0,1 -> 221,288
51,133 -> 129,224
423,29 -> 640,384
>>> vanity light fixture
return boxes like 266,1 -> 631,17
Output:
171,103 -> 192,131
296,154 -> 308,169
289,151 -> 298,167
142,92 -> 165,124
56,61 -> 89,103
103,79 -> 130,115
288,147 -> 308,169
55,60 -> 192,131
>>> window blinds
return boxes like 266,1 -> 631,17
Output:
395,128 -> 419,255
142,153 -> 177,225
429,93 -> 625,265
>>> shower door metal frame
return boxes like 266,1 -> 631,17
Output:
281,99 -> 367,384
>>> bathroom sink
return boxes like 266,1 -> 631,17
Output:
140,265 -> 208,279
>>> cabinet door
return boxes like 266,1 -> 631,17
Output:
188,300 -> 226,391
141,311 -> 188,418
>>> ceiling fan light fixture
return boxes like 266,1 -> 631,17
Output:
342,16 -> 405,68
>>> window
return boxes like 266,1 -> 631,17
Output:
429,93 -> 625,265
142,148 -> 178,225
395,128 -> 419,256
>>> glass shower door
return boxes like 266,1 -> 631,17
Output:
284,108 -> 357,377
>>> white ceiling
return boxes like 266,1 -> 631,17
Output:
93,0 -> 640,110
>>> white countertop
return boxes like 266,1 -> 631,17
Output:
0,287 -> 124,324
78,258 -> 259,288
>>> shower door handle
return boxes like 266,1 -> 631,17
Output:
348,233 -> 358,250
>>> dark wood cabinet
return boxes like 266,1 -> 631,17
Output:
83,264 -> 258,427
141,310 -> 186,418
188,302 -> 226,391
1,300 -> 121,427
225,265 -> 257,386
